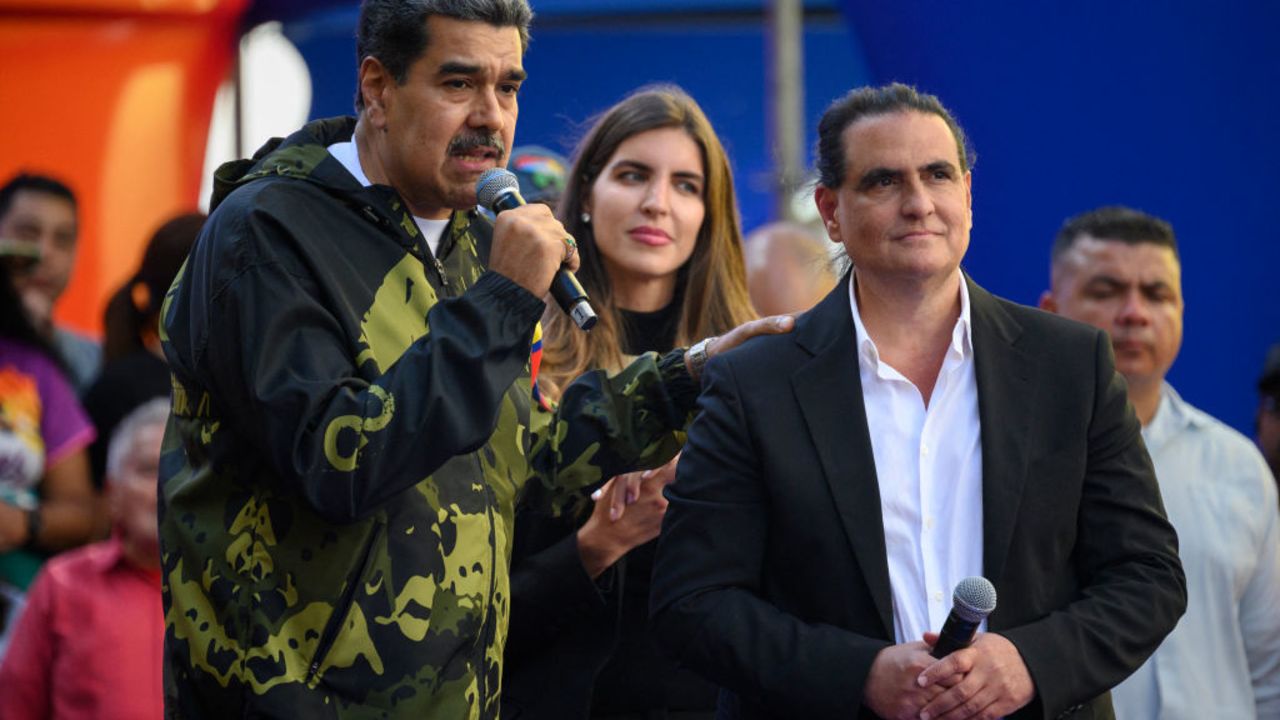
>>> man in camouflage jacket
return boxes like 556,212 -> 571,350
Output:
157,2 -> 789,717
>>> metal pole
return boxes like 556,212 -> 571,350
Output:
768,0 -> 804,222
233,32 -> 245,159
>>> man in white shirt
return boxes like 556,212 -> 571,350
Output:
650,83 -> 1186,720
1041,205 -> 1280,719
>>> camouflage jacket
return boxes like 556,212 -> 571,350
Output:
158,117 -> 696,719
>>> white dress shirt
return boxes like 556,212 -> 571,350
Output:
847,270 -> 985,645
1111,383 -> 1280,720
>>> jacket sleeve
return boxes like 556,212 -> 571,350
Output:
1000,332 -> 1188,718
504,506 -> 616,664
649,355 -> 889,717
178,202 -> 547,524
520,348 -> 699,516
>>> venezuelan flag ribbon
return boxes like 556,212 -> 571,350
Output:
530,322 -> 553,411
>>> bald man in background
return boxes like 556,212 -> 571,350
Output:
744,221 -> 837,316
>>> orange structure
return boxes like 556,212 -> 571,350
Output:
0,0 -> 249,335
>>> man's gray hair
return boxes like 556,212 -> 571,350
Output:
105,398 -> 171,482
354,0 -> 534,111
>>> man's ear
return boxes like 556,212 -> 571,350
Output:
1038,290 -> 1057,313
964,170 -> 974,232
359,56 -> 392,129
814,186 -> 841,243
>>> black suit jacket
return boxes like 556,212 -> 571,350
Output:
649,275 -> 1186,720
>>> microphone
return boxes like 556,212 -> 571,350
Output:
476,168 -> 598,331
931,576 -> 997,658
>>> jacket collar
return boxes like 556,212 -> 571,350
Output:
209,116 -> 487,259
211,116 -> 361,211
791,271 -> 894,638
966,276 -> 1037,587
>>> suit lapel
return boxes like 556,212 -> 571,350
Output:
967,278 -> 1037,586
791,275 -> 894,640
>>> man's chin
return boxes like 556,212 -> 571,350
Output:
1116,363 -> 1161,388
443,185 -> 480,211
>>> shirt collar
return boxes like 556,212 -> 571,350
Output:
327,140 -> 372,187
1143,381 -> 1204,449
88,531 -> 162,581
88,533 -> 129,573
847,269 -> 973,372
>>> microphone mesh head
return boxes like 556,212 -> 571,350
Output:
476,168 -> 519,211
952,576 -> 997,623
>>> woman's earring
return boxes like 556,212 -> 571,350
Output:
581,212 -> 592,224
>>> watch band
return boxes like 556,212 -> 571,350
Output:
686,335 -> 716,383
22,507 -> 43,552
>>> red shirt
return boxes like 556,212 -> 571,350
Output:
0,536 -> 163,720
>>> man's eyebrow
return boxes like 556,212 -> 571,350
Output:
435,62 -> 527,84
856,167 -> 900,188
922,160 -> 958,174
1084,274 -> 1127,287
437,61 -> 481,76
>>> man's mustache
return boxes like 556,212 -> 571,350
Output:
448,131 -> 506,160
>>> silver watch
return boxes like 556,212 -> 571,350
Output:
686,336 -> 716,383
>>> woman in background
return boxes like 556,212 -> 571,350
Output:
83,211 -> 203,488
503,86 -> 757,720
0,241 -> 94,654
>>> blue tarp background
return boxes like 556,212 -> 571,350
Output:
264,0 -> 1274,434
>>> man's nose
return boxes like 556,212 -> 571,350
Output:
469,88 -> 504,131
1117,289 -> 1152,326
900,177 -> 935,218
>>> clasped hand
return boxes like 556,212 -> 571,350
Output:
575,454 -> 679,579
864,632 -> 1034,720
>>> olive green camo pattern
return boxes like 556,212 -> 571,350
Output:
159,118 -> 696,719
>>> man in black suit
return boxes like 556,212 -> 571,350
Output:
649,84 -> 1186,720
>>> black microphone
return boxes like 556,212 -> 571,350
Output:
931,576 -> 998,658
476,168 -> 597,331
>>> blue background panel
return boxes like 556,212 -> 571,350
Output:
286,9 -> 869,234
840,0 -> 1280,434
280,0 -> 1278,434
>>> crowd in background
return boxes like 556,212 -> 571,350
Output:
0,42 -> 1278,720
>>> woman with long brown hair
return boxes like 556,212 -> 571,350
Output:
502,86 -> 757,719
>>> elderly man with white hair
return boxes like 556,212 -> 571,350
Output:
0,398 -> 169,720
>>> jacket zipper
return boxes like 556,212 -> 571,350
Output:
306,522 -> 383,685
432,257 -> 451,294
476,461 -> 499,716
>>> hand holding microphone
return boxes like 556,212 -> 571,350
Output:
477,168 -> 597,330
915,577 -> 1035,719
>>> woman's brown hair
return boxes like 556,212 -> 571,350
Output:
539,85 -> 756,397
